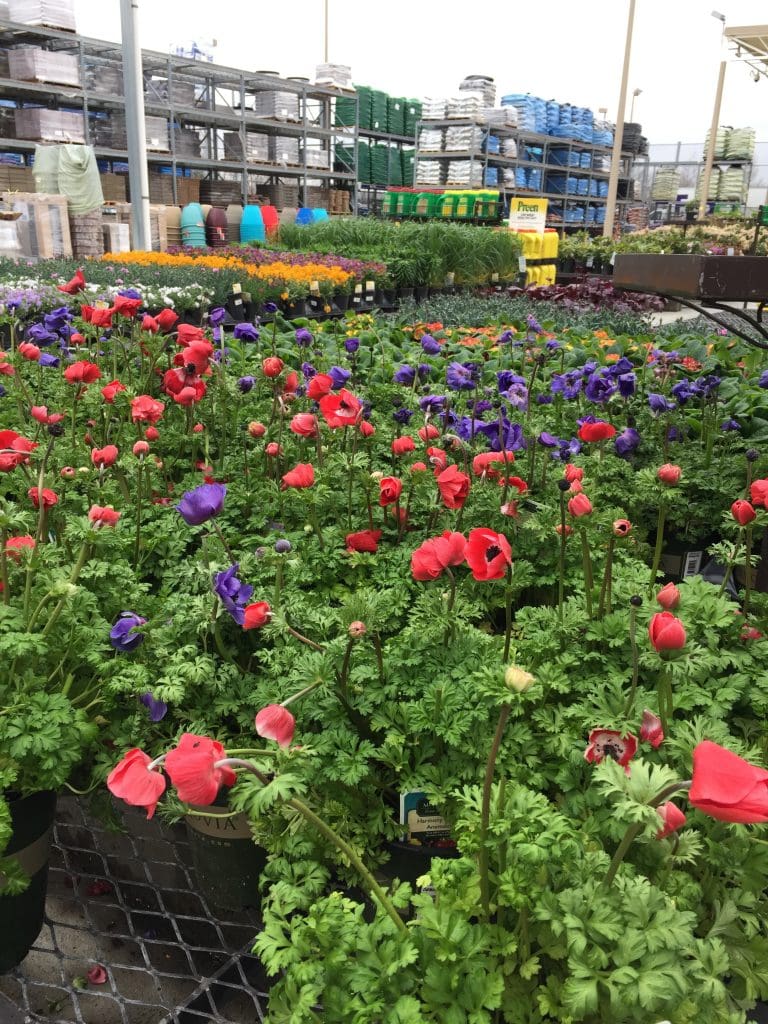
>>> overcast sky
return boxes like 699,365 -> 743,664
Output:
72,0 -> 768,146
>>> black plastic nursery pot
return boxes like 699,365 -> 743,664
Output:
184,800 -> 267,912
0,790 -> 57,974
380,840 -> 460,885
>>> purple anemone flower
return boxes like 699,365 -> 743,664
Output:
234,322 -> 260,342
110,612 -> 147,653
140,692 -> 168,722
446,361 -> 479,391
615,427 -> 641,456
38,352 -> 60,368
344,337 -> 360,354
394,364 -> 416,385
209,307 -> 227,327
176,483 -> 226,526
648,393 -> 675,415
213,563 -> 253,625
393,407 -> 413,424
237,376 -> 255,393
421,334 -> 441,355
328,365 -> 351,390
584,373 -> 617,404
295,328 -> 313,347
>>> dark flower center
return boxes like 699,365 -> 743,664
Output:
486,545 -> 501,562
602,742 -> 623,761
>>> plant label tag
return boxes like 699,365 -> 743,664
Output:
365,280 -> 375,294
310,280 -> 320,294
683,550 -> 702,577
400,790 -> 452,843
233,283 -> 242,294
610,251 -> 616,266
518,256 -> 526,272
233,297 -> 242,306
354,283 -> 363,294
491,272 -> 499,283
586,256 -> 594,268
727,247 -> 734,256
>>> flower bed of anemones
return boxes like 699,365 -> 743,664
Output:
2,263 -> 768,1022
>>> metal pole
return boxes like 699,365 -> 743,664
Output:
120,0 -> 151,251
698,58 -> 727,220
603,0 -> 636,238
324,0 -> 329,62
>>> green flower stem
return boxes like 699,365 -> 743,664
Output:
442,567 -> 457,647
346,428 -> 360,531
579,527 -> 594,619
716,549 -> 737,598
0,526 -> 9,606
281,679 -> 323,708
211,521 -> 236,563
603,781 -> 692,888
133,461 -> 143,568
371,632 -> 385,684
479,703 -> 512,921
338,637 -> 355,698
557,491 -> 567,630
624,602 -> 641,715
308,494 -> 325,549
216,758 -> 408,935
285,624 -> 325,651
274,557 -> 284,608
37,540 -> 91,637
657,663 -> 674,735
503,561 -> 514,662
647,499 -> 667,597
744,525 -> 754,616
598,536 -> 615,619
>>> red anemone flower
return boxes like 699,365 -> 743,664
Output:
345,529 -> 382,554
378,476 -> 402,507
64,360 -> 101,385
107,748 -> 166,819
689,740 -> 768,823
255,705 -> 296,749
436,465 -> 470,510
319,388 -> 362,428
584,728 -> 637,768
410,531 -> 467,581
281,463 -> 315,489
58,268 -> 86,295
164,733 -> 236,806
464,527 -> 512,581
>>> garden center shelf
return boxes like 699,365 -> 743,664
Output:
0,17 -> 361,208
414,115 -> 636,230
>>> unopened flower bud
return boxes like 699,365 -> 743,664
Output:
505,665 -> 535,693
60,466 -> 76,479
630,595 -> 643,607
47,422 -> 64,437
745,449 -> 760,463
348,620 -> 367,638
557,479 -> 571,492
274,539 -> 292,554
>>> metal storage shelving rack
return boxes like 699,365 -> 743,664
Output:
414,116 -> 635,232
0,17 -> 358,209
